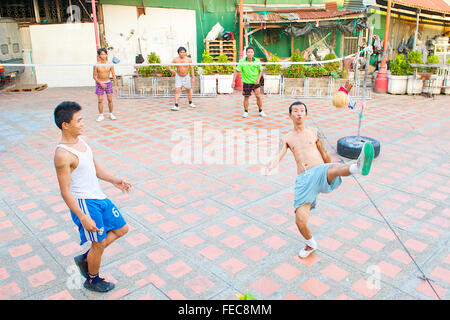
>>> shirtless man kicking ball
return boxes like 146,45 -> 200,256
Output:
266,101 -> 375,258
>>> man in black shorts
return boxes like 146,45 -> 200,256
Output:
232,47 -> 267,118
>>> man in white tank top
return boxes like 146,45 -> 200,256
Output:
53,101 -> 132,293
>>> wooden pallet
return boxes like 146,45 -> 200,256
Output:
7,84 -> 48,92
205,40 -> 236,62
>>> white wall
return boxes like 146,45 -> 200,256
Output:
29,23 -> 97,87
141,7 -> 197,63
102,4 -> 197,76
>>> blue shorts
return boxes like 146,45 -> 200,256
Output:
71,198 -> 127,245
294,163 -> 342,211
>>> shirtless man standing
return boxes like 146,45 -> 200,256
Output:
170,47 -> 196,111
93,48 -> 118,122
266,101 -> 375,258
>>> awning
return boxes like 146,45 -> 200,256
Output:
244,2 -> 365,25
376,0 -> 450,15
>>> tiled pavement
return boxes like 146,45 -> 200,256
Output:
0,88 -> 449,300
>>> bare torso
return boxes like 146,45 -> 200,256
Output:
285,127 -> 324,174
95,64 -> 112,82
173,57 -> 192,77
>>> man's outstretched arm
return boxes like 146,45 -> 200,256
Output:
316,129 -> 331,163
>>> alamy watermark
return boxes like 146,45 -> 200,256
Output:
170,121 -> 281,174
366,265 -> 381,291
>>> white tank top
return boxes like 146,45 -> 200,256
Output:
56,137 -> 106,200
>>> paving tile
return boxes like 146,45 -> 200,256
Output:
1,89 -> 449,300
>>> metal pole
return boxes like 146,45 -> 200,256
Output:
374,0 -> 392,93
91,0 -> 100,50
33,0 -> 41,23
235,0 -> 244,89
413,10 -> 420,50
356,26 -> 374,141
69,0 -> 73,22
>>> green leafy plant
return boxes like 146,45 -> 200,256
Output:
329,70 -> 340,79
390,55 -> 410,76
215,54 -> 233,74
426,54 -> 440,73
282,49 -> 305,78
138,52 -> 173,77
201,50 -> 215,75
236,292 -> 257,300
265,54 -> 282,75
407,51 -> 423,73
305,66 -> 328,78
323,53 -> 340,75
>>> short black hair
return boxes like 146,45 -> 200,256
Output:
177,46 -> 186,53
54,101 -> 82,130
97,48 -> 107,55
289,101 -> 307,114
246,46 -> 255,52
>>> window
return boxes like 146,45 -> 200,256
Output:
1,44 -> 9,55
13,43 -> 20,53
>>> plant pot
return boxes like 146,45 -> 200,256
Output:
200,75 -> 217,94
422,75 -> 444,95
443,76 -> 450,95
407,75 -> 424,95
134,76 -> 155,93
432,75 -> 443,95
155,77 -> 175,94
217,74 -> 234,94
283,77 -> 305,95
387,75 -> 408,94
263,74 -> 281,94
309,77 -> 330,95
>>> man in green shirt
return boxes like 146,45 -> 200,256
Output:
232,46 -> 267,118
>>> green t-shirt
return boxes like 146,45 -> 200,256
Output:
236,57 -> 262,84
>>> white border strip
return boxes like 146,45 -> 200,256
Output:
1,48 -> 370,67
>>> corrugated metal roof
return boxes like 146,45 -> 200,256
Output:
342,0 -> 377,12
391,0 -> 450,14
245,2 -> 364,24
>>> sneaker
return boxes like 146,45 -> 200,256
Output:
73,254 -> 88,279
356,141 -> 375,176
96,114 -> 104,122
188,103 -> 197,108
83,277 -> 115,293
242,111 -> 249,118
109,113 -> 116,120
259,110 -> 267,117
298,245 -> 316,259
171,105 -> 179,111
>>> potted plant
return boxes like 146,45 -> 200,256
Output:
426,54 -> 443,95
200,50 -> 217,94
134,53 -> 158,93
406,50 -> 424,95
282,49 -> 306,95
263,54 -> 282,94
387,55 -> 410,94
444,57 -> 450,95
216,54 -> 234,94
304,65 -> 331,95
135,52 -> 174,94
324,53 -> 340,75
